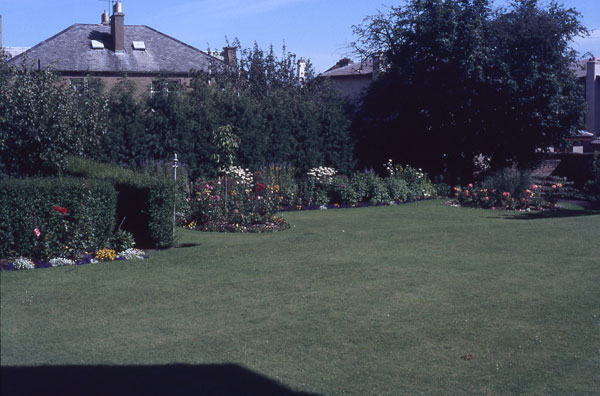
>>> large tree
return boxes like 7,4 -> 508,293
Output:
352,0 -> 587,181
0,59 -> 107,176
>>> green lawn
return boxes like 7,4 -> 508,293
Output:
1,200 -> 599,395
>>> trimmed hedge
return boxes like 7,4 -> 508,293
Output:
0,178 -> 117,259
66,157 -> 176,249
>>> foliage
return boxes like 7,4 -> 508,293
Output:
583,152 -> 600,200
479,168 -> 533,197
111,230 -> 136,252
66,157 -> 177,248
93,44 -> 353,178
351,0 -> 587,182
0,61 -> 108,176
0,177 -> 117,259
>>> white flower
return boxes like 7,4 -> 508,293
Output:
49,257 -> 75,267
13,257 -> 35,270
118,248 -> 146,260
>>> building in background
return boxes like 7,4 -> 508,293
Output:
319,57 -> 375,102
570,58 -> 600,152
3,2 -> 235,94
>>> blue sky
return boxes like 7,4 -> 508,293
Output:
1,0 -> 599,73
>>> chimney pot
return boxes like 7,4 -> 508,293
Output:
101,10 -> 109,25
113,1 -> 122,13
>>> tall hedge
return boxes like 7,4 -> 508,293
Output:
0,178 -> 117,259
66,157 -> 176,249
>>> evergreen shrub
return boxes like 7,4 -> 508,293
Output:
0,177 -> 117,259
66,157 -> 176,248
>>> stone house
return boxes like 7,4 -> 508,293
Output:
3,2 -> 235,94
569,58 -> 600,152
319,57 -> 376,102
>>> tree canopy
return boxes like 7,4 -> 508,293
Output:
351,0 -> 587,181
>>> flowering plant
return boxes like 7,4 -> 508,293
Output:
187,166 -> 289,232
453,183 -> 560,210
95,248 -> 117,262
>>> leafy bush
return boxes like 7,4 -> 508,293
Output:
347,172 -> 391,205
0,63 -> 107,176
383,160 -> 436,200
111,230 -> 136,252
66,157 -> 177,248
0,177 -> 117,259
480,168 -> 533,197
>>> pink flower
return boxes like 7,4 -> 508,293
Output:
34,228 -> 41,238
216,195 -> 221,201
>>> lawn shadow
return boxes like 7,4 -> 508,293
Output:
0,364 -> 321,396
176,243 -> 202,248
492,205 -> 600,221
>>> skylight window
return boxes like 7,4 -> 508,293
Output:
132,41 -> 146,51
91,40 -> 104,49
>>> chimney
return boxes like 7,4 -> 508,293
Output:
101,10 -> 109,25
111,1 -> 125,52
586,58 -> 600,136
297,58 -> 306,84
336,58 -> 352,68
223,46 -> 237,67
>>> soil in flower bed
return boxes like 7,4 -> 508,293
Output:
194,216 -> 290,233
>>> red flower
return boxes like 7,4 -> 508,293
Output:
60,207 -> 67,214
54,205 -> 60,212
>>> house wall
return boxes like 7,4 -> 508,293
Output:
585,59 -> 600,136
329,75 -> 372,102
60,74 -> 193,96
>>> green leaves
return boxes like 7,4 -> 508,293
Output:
0,63 -> 108,176
352,0 -> 587,182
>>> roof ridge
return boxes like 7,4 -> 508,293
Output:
139,25 -> 223,63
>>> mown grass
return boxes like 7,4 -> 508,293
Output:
1,200 -> 599,395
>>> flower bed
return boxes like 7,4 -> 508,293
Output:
0,248 -> 147,272
451,183 -> 563,211
183,161 -> 440,232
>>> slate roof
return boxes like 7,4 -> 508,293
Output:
8,24 -> 221,74
3,47 -> 30,59
321,58 -> 373,77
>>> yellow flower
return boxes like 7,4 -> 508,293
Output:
95,248 -> 117,262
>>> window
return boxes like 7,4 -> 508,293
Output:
151,79 -> 182,96
91,40 -> 105,49
132,41 -> 146,51
70,78 -> 103,95
70,78 -> 84,93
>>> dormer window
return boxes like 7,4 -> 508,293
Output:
132,41 -> 146,51
91,40 -> 105,49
